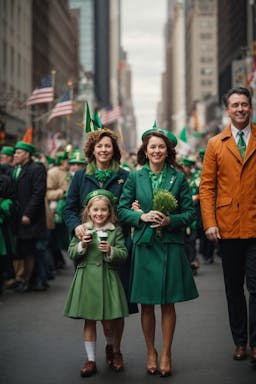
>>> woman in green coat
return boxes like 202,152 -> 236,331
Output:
118,128 -> 199,377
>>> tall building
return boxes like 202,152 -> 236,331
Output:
0,0 -> 32,142
163,0 -> 186,135
69,0 -> 94,73
217,0 -> 247,100
185,0 -> 218,114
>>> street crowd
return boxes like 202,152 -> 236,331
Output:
0,86 -> 255,378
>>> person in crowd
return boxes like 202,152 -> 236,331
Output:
196,148 -> 216,265
68,149 -> 86,177
180,156 -> 200,274
47,151 -> 71,270
0,146 -> 14,167
63,128 -> 138,372
117,127 -> 199,377
0,162 -> 15,293
64,190 -> 128,377
12,141 -> 47,293
200,86 -> 256,365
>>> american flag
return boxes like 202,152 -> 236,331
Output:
99,105 -> 122,125
26,75 -> 54,106
47,90 -> 73,123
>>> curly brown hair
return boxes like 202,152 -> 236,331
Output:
84,128 -> 121,163
137,131 -> 183,171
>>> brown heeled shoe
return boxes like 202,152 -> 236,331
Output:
159,354 -> 172,378
112,351 -> 124,372
105,344 -> 114,366
147,349 -> 158,375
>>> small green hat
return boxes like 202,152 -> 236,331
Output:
55,151 -> 69,166
181,157 -> 196,167
84,189 -> 117,206
15,141 -> 35,154
46,155 -> 55,166
0,146 -> 14,156
121,161 -> 132,171
69,149 -> 86,165
199,148 -> 205,160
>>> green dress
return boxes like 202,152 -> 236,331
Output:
117,165 -> 199,304
64,222 -> 129,320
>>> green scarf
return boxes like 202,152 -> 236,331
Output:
86,160 -> 120,184
144,163 -> 167,194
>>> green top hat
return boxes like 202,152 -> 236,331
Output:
0,146 -> 14,156
14,141 -> 35,154
69,149 -> 86,165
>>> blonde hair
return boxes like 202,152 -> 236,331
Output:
82,195 -> 116,224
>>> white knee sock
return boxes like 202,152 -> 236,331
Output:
84,341 -> 96,361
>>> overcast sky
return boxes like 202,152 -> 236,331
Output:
121,0 -> 166,145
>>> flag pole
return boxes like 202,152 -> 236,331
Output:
67,80 -> 73,144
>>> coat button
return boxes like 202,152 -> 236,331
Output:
96,262 -> 101,267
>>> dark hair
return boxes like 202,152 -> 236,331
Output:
84,128 -> 121,163
137,131 -> 182,170
222,87 -> 252,108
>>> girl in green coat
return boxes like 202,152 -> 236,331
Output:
64,190 -> 128,377
118,128 -> 199,377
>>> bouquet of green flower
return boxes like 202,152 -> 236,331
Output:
152,189 -> 178,214
151,190 -> 178,237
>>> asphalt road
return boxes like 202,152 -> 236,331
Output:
1,255 -> 255,384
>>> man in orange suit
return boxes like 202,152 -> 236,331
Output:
200,87 -> 256,365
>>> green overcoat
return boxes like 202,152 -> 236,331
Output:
64,223 -> 129,320
117,165 -> 199,304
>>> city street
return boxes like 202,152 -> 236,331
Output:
1,255 -> 255,384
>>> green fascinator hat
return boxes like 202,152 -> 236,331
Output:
15,141 -> 35,154
141,121 -> 177,147
84,189 -> 117,206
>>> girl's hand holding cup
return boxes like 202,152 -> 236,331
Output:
81,231 -> 93,248
97,231 -> 110,255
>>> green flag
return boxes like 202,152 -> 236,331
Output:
179,127 -> 188,143
85,101 -> 92,133
93,111 -> 103,130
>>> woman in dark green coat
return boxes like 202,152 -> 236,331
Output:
63,128 -> 137,372
118,128 -> 199,377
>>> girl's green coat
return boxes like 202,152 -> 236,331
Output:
64,225 -> 129,320
117,165 -> 199,304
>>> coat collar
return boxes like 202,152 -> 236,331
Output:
82,221 -> 115,232
136,164 -> 177,198
220,123 -> 256,164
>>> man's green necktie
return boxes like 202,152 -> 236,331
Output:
13,165 -> 22,180
237,131 -> 246,158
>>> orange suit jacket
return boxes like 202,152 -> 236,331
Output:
200,123 -> 256,239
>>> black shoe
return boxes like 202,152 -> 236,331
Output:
15,282 -> 31,293
32,282 -> 48,292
